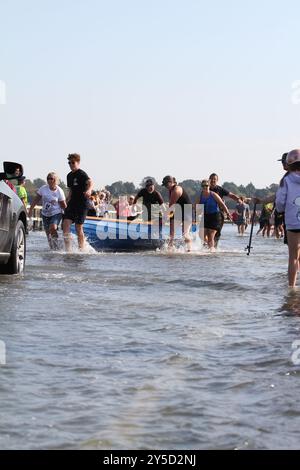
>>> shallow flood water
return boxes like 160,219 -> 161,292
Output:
1,225 -> 300,450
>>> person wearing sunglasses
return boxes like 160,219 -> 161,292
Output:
209,173 -> 240,246
195,179 -> 232,250
63,153 -> 93,251
28,172 -> 66,250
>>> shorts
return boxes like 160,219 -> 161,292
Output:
236,216 -> 246,226
204,212 -> 222,231
42,213 -> 63,231
63,207 -> 88,225
287,229 -> 300,233
274,210 -> 284,227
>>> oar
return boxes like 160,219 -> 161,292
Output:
245,202 -> 257,256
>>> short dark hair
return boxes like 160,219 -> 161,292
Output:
68,153 -> 80,162
209,173 -> 218,180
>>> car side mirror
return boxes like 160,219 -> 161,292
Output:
3,162 -> 24,180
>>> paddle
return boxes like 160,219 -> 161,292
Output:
245,202 -> 257,256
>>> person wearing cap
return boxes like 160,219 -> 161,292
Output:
133,178 -> 164,222
253,152 -> 289,243
63,153 -> 93,251
16,176 -> 28,213
253,153 -> 289,205
276,149 -> 300,288
162,175 -> 193,251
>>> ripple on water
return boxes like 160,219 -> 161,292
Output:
1,226 -> 300,449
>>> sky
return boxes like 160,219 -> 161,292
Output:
1,0 -> 300,189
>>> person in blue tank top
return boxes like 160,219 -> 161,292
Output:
195,179 -> 232,250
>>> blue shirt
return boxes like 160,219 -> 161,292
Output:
200,192 -> 219,214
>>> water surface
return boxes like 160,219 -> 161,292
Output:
0,226 -> 300,450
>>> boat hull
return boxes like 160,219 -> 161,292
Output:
73,217 -> 165,252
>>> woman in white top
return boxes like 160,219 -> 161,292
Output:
29,172 -> 67,250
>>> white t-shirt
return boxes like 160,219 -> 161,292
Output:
37,185 -> 66,217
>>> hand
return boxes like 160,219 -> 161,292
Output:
84,190 -> 92,198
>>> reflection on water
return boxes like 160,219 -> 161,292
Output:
280,289 -> 300,316
1,226 -> 300,450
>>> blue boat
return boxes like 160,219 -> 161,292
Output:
73,216 -> 196,252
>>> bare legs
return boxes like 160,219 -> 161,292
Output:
63,219 -> 86,252
202,228 -> 217,250
46,223 -> 59,250
287,231 -> 300,288
238,223 -> 246,235
169,219 -> 192,251
75,223 -> 85,250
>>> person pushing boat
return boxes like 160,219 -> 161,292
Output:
162,175 -> 192,251
133,178 -> 164,222
63,153 -> 93,251
209,173 -> 240,246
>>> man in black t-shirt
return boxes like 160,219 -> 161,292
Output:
133,178 -> 164,222
63,153 -> 93,251
209,173 -> 240,246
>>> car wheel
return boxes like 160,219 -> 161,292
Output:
1,220 -> 26,274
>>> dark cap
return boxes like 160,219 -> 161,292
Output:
18,176 -> 26,182
277,153 -> 288,163
162,175 -> 173,186
145,178 -> 154,187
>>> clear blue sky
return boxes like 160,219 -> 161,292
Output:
1,0 -> 300,189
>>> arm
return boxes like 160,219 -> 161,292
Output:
66,188 -> 72,204
133,190 -> 142,205
58,188 -> 67,210
252,194 -> 275,205
228,192 -> 240,203
28,194 -> 42,218
83,178 -> 93,198
169,186 -> 182,206
211,192 -> 232,219
275,182 -> 287,213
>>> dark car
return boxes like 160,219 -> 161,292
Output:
0,162 -> 27,274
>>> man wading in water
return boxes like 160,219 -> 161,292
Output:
63,153 -> 93,251
209,173 -> 240,246
162,175 -> 193,251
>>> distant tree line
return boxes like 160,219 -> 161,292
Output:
24,177 -> 279,209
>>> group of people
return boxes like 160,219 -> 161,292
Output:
25,158 -> 246,253
29,153 -> 92,251
8,148 -> 300,288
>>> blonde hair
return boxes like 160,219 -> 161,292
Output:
47,172 -> 60,184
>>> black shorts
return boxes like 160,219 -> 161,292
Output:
204,212 -> 222,231
63,207 -> 88,225
288,229 -> 300,233
274,211 -> 284,227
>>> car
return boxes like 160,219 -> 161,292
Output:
0,162 -> 27,274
